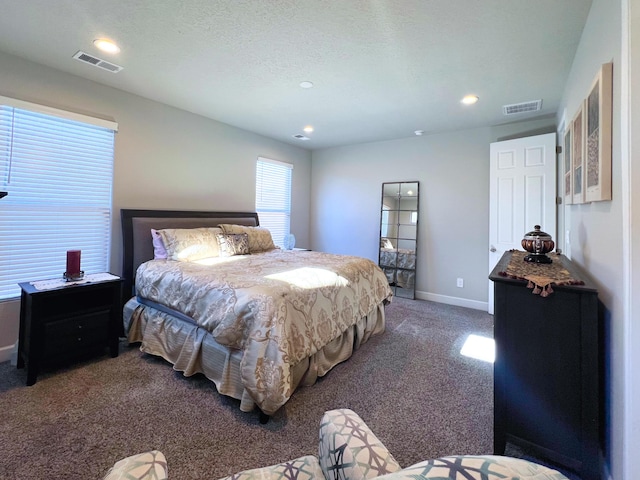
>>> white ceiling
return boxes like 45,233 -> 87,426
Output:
0,0 -> 593,150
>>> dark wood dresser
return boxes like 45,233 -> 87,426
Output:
17,274 -> 123,385
489,251 -> 601,480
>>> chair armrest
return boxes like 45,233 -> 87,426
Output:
102,450 -> 168,480
318,409 -> 401,480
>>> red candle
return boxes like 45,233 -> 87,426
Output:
66,250 -> 81,275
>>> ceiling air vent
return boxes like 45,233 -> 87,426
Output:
293,134 -> 310,141
72,51 -> 123,73
502,100 -> 542,116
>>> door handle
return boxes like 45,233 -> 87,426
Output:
490,245 -> 497,252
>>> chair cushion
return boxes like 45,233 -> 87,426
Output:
375,455 -> 569,480
218,455 -> 324,480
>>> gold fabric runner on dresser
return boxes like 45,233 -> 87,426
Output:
498,250 -> 585,297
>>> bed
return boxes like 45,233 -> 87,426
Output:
121,209 -> 393,419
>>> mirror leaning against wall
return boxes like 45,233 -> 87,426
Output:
379,181 -> 419,299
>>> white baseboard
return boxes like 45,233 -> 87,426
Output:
415,290 -> 489,312
0,343 -> 16,364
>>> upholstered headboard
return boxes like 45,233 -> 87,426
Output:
120,209 -> 259,299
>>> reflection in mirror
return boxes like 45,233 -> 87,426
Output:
379,181 -> 419,299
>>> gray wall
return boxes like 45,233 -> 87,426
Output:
0,50 -> 312,359
310,3 -> 630,472
629,2 -> 640,479
310,118 -> 555,310
556,0 -> 626,477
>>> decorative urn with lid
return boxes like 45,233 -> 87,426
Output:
522,225 -> 555,264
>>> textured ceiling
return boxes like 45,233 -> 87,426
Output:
0,0 -> 593,150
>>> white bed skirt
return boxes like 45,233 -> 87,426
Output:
123,298 -> 387,413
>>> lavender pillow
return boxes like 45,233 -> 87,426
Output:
150,229 -> 168,259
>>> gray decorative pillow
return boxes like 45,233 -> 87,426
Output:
219,224 -> 276,253
217,233 -> 250,257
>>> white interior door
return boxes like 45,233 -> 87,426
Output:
488,132 -> 557,314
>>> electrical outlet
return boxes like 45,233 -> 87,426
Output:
456,278 -> 464,288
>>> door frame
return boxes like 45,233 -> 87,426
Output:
488,132 -> 557,314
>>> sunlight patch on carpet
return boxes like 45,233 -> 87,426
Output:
460,334 -> 495,363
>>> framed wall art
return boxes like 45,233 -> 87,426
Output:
585,62 -> 613,202
572,102 -> 585,205
563,125 -> 573,205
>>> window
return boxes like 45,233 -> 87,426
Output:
0,97 -> 117,300
381,205 -> 391,237
255,157 -> 292,247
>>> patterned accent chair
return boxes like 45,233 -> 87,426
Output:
103,450 -> 168,480
103,409 -> 569,480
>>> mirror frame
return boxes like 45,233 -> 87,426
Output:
379,181 -> 419,299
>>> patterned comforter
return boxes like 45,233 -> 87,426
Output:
379,248 -> 416,288
135,249 -> 393,414
379,247 -> 416,270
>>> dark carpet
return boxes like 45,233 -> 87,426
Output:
0,298 -> 577,479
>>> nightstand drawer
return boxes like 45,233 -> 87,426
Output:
41,288 -> 115,319
43,310 -> 110,357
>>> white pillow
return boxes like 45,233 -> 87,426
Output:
157,227 -> 222,261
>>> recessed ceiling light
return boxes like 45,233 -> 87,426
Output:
299,81 -> 314,89
303,125 -> 314,133
461,95 -> 479,105
414,130 -> 424,136
93,38 -> 120,54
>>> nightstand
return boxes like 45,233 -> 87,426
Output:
17,273 -> 123,386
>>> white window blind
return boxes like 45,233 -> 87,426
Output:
0,102 -> 116,300
255,157 -> 292,248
